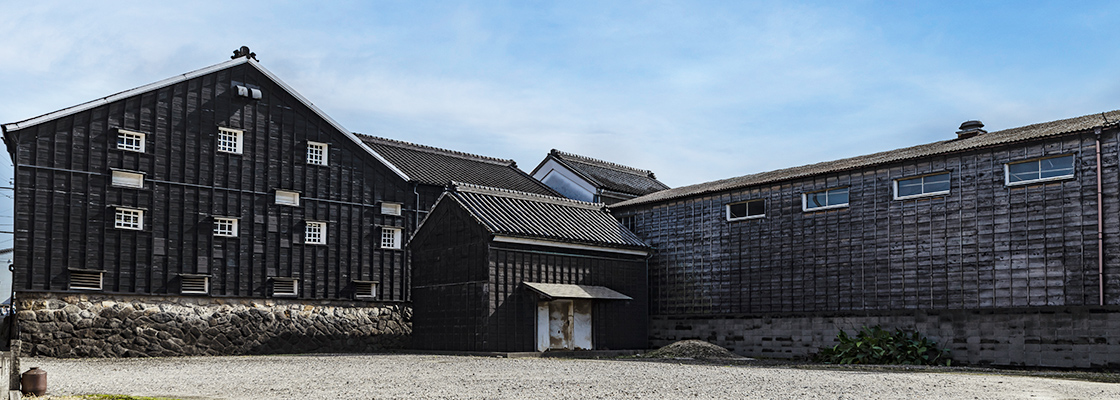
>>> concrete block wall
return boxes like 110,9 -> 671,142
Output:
651,306 -> 1120,368
14,292 -> 411,357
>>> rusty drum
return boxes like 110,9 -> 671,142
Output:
21,366 -> 46,396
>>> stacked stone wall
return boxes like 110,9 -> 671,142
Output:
14,293 -> 411,357
651,306 -> 1120,368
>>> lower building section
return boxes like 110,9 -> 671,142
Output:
651,306 -> 1120,368
14,292 -> 411,357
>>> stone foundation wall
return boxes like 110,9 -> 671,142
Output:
14,293 -> 411,357
652,306 -> 1120,368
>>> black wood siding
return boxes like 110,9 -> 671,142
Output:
616,129 -> 1120,316
8,63 -> 413,301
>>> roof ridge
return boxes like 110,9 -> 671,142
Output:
357,134 -> 515,166
551,149 -> 656,178
450,181 -> 603,209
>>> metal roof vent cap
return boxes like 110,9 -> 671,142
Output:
956,120 -> 986,139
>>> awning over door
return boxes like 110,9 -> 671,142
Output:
523,282 -> 632,300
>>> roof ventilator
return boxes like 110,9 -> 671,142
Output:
956,120 -> 986,139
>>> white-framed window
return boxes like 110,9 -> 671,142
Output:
802,187 -> 849,212
114,207 -> 144,230
1005,154 -> 1075,186
894,172 -> 951,200
275,190 -> 300,206
727,199 -> 765,221
381,227 -> 402,249
217,127 -> 243,154
353,280 -> 378,299
307,141 -> 328,166
111,170 -> 145,188
380,202 -> 402,216
68,269 -> 104,291
180,275 -> 210,295
271,278 -> 298,297
306,221 -> 327,245
213,217 -> 238,237
117,129 -> 145,152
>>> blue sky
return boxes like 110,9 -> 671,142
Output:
2,1 -> 1120,297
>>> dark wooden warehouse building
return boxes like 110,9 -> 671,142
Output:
411,182 -> 649,352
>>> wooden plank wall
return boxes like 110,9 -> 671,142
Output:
616,130 -> 1120,316
10,63 -> 413,301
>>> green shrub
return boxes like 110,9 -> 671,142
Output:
815,325 -> 951,366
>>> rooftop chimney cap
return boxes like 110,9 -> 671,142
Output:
956,120 -> 986,139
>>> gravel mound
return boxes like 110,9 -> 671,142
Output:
643,340 -> 746,360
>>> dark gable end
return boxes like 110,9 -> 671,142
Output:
614,110 -> 1120,208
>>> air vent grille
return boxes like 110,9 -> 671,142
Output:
354,281 -> 378,299
69,270 -> 103,291
272,278 -> 298,297
181,276 -> 209,295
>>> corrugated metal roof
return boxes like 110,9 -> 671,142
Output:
446,182 -> 649,250
523,282 -> 632,300
614,110 -> 1120,208
358,135 -> 557,195
542,149 -> 670,196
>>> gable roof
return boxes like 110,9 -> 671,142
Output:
357,135 -> 558,195
1,57 -> 410,181
533,149 -> 670,197
435,182 -> 648,252
614,110 -> 1120,208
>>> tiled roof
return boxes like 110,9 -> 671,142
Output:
541,150 -> 670,196
613,110 -> 1120,208
356,135 -> 557,195
444,182 -> 649,250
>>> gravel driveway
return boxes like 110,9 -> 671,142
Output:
26,354 -> 1120,400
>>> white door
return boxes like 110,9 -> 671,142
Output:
536,299 -> 593,351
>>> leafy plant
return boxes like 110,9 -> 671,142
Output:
815,325 -> 951,366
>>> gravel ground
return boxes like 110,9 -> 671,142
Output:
24,354 -> 1120,400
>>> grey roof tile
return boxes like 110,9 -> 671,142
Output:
357,135 -> 557,195
544,150 -> 670,196
446,182 -> 649,250
614,110 -> 1120,208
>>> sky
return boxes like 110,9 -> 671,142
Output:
2,1 -> 1120,298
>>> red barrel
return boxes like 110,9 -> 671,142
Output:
21,367 -> 46,396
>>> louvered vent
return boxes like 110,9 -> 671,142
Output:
354,281 -> 378,299
69,270 -> 103,291
180,276 -> 209,295
272,278 -> 298,297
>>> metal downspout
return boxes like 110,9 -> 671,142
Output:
1096,127 -> 1105,306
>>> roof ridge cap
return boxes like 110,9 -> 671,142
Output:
450,181 -> 604,209
357,134 -> 515,166
551,149 -> 656,177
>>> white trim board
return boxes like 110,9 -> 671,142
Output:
492,235 -> 648,256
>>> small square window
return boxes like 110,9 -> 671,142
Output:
727,199 -> 765,221
1005,154 -> 1075,186
115,207 -> 144,230
381,227 -> 402,249
213,217 -> 238,237
217,127 -> 243,154
271,278 -> 298,297
275,190 -> 300,206
353,280 -> 379,299
111,170 -> 144,188
306,221 -> 327,245
117,129 -> 145,152
803,187 -> 849,212
307,141 -> 328,166
69,269 -> 104,291
380,202 -> 402,216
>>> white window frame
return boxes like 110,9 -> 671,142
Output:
114,207 -> 144,230
110,170 -> 145,189
213,217 -> 238,237
307,141 -> 328,166
802,187 -> 850,212
1005,154 -> 1076,186
726,199 -> 765,221
217,127 -> 244,154
116,129 -> 146,152
275,190 -> 300,206
305,221 -> 327,245
381,227 -> 402,249
380,202 -> 402,216
893,172 -> 952,200
271,278 -> 298,297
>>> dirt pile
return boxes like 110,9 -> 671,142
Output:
643,340 -> 746,360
